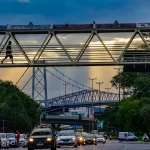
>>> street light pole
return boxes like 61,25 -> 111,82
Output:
96,82 -> 104,115
105,88 -> 111,93
96,82 -> 104,100
62,82 -> 69,112
89,78 -> 97,131
114,68 -> 123,102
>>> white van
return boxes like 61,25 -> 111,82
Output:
118,132 -> 138,141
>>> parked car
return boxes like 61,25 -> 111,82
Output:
19,134 -> 27,148
57,130 -> 78,148
118,132 -> 138,141
0,133 -> 10,149
7,133 -> 17,148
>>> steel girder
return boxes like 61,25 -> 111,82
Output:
0,29 -> 150,67
39,89 -> 122,108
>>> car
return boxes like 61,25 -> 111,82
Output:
76,132 -> 86,146
56,130 -> 78,148
118,132 -> 138,141
7,133 -> 17,148
84,134 -> 97,145
95,134 -> 106,144
27,128 -> 57,150
0,133 -> 10,149
19,134 -> 27,148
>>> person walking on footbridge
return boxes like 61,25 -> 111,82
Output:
1,41 -> 14,64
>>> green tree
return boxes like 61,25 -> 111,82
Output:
0,80 -> 40,133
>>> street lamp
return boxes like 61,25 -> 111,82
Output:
96,82 -> 104,100
114,68 -> 123,102
62,82 -> 69,112
105,88 -> 111,93
89,78 -> 97,131
96,82 -> 104,115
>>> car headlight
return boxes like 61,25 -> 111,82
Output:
93,138 -> 96,141
79,137 -> 83,141
72,138 -> 75,140
57,138 -> 60,141
28,138 -> 34,142
47,138 -> 52,142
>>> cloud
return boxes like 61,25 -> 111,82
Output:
17,0 -> 30,3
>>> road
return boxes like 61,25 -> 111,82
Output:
3,141 -> 150,150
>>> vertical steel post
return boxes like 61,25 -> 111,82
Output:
32,67 -> 35,99
44,66 -> 48,107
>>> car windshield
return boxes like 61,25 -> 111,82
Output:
128,133 -> 134,136
32,131 -> 51,136
57,131 -> 75,136
85,134 -> 95,138
96,135 -> 103,138
7,134 -> 15,138
20,134 -> 25,138
0,134 -> 5,138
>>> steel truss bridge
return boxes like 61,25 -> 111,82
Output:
0,24 -> 150,67
39,89 -> 122,109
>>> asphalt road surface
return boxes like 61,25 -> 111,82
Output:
3,141 -> 150,150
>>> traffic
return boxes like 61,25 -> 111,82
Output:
0,124 -> 149,150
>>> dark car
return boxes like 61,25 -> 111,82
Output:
84,134 -> 97,145
76,133 -> 86,146
27,128 -> 57,150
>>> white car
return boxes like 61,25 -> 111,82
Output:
95,135 -> 106,144
0,133 -> 10,148
7,133 -> 17,148
19,134 -> 27,147
118,132 -> 138,141
57,130 -> 78,148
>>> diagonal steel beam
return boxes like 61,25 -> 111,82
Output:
118,31 -> 137,62
96,33 -> 115,62
0,34 -> 10,55
75,32 -> 94,63
138,31 -> 150,49
33,33 -> 53,62
53,33 -> 74,64
10,33 -> 31,63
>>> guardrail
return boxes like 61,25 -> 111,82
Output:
43,115 -> 94,121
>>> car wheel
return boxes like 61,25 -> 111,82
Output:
74,144 -> 78,148
28,148 -> 34,150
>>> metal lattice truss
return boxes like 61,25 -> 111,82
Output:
0,28 -> 150,67
37,90 -> 122,108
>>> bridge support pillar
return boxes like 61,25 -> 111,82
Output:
32,66 -> 48,106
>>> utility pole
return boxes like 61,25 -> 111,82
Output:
96,82 -> 104,115
1,120 -> 6,133
89,77 -> 97,131
114,68 -> 123,102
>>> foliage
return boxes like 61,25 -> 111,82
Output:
101,72 -> 150,134
0,80 -> 40,133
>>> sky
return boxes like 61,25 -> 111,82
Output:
0,0 -> 150,100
